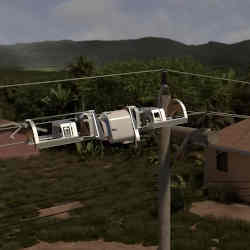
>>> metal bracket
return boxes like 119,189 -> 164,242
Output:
127,106 -> 141,146
9,126 -> 23,140
143,99 -> 188,130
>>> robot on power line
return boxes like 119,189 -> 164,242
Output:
21,99 -> 188,150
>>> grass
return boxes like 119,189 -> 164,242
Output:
0,147 -> 159,248
172,212 -> 250,250
0,146 -> 250,249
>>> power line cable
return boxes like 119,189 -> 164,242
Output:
0,126 -> 21,132
207,111 -> 250,119
188,110 -> 250,119
0,69 -> 164,89
31,111 -> 84,122
165,68 -> 250,86
187,111 -> 206,116
0,110 -> 249,149
1,67 -> 250,89
29,110 -> 250,126
0,141 -> 26,148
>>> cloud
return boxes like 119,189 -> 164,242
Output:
223,28 -> 250,44
0,0 -> 250,44
52,0 -> 250,44
55,0 -> 117,19
53,0 -> 174,41
0,2 -> 54,44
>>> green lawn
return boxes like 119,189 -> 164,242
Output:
0,147 -> 250,250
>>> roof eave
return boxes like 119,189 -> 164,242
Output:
209,143 -> 250,156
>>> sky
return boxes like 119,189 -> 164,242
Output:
0,0 -> 249,45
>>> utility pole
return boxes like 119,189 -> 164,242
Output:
158,71 -> 172,250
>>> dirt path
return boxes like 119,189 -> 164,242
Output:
38,201 -> 83,219
22,240 -> 157,250
190,200 -> 250,222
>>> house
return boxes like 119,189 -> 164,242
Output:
0,120 -> 39,159
171,122 -> 250,203
205,118 -> 250,202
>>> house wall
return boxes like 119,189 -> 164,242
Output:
205,147 -> 250,202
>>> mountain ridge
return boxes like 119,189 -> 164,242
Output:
0,37 -> 250,70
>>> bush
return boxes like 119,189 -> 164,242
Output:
189,167 -> 204,190
171,187 -> 185,213
206,184 -> 240,204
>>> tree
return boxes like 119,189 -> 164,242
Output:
66,56 -> 95,77
66,56 -> 96,111
231,67 -> 250,115
41,84 -> 72,114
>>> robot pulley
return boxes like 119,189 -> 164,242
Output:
19,101 -> 188,150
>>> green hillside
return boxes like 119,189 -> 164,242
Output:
1,37 -> 250,70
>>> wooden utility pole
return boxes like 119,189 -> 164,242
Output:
158,71 -> 172,250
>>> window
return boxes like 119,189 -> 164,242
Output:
152,110 -> 161,122
63,126 -> 72,137
216,151 -> 228,172
56,127 -> 62,137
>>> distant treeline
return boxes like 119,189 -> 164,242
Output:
1,37 -> 250,72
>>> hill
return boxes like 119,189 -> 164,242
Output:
1,37 -> 250,70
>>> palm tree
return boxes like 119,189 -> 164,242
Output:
67,56 -> 95,77
65,57 -> 96,154
66,56 -> 95,111
41,84 -> 72,114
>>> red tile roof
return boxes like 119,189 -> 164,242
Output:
0,120 -> 39,159
210,118 -> 250,153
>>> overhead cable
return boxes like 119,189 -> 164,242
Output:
0,110 -> 249,149
1,67 -> 250,89
0,69 -> 164,89
165,68 -> 250,86
0,141 -> 26,148
188,110 -> 250,119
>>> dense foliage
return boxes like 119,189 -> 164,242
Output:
0,56 -> 248,130
1,57 -> 250,250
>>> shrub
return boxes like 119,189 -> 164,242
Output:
171,186 -> 185,213
189,167 -> 204,190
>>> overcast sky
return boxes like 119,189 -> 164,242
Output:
0,0 -> 249,45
